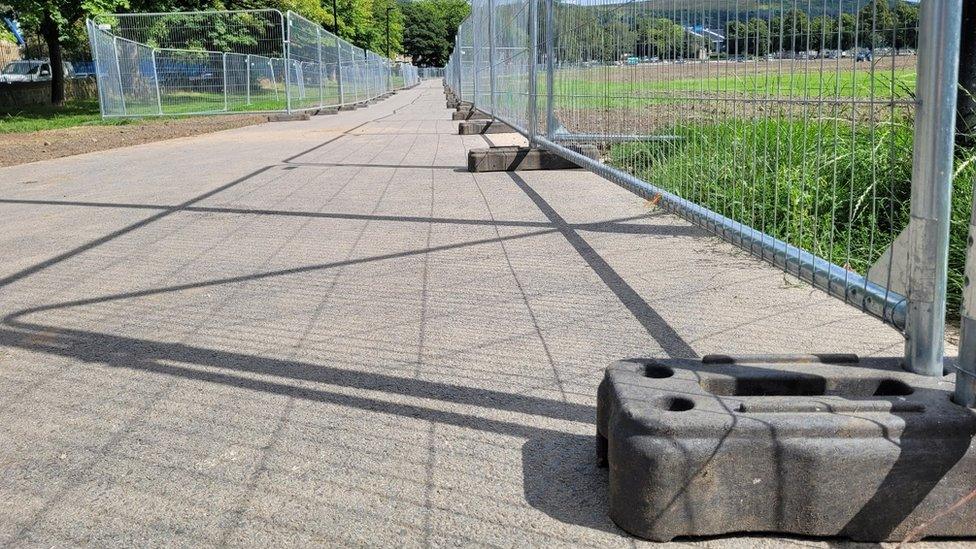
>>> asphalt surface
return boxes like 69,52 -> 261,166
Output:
0,80 -> 964,547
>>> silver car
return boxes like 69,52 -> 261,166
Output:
0,60 -> 75,83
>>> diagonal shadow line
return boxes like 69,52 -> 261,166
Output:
0,92 -> 430,292
0,198 -> 699,236
506,173 -> 698,359
282,89 -> 426,163
0,165 -> 276,290
3,228 -> 558,321
0,322 -> 594,427
282,162 -> 462,170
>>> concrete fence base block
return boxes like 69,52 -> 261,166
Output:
467,145 -> 597,172
316,108 -> 339,115
267,112 -> 312,122
338,105 -> 358,111
458,119 -> 516,135
597,355 -> 976,543
452,110 -> 491,121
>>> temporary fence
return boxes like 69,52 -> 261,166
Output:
86,9 -> 420,117
445,0 -> 976,393
420,67 -> 445,79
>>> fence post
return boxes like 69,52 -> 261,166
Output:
488,0 -> 497,118
317,27 -> 324,108
245,54 -> 251,105
283,13 -> 292,113
151,49 -> 162,115
336,41 -> 345,105
544,0 -> 555,138
112,36 -> 127,116
903,0 -> 963,376
527,0 -> 538,146
222,52 -> 229,111
455,36 -> 462,103
473,27 -> 479,110
364,50 -> 369,101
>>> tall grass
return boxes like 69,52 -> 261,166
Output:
608,118 -> 976,320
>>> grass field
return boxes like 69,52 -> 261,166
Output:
607,118 -> 975,318
551,64 -> 916,108
0,100 -> 130,133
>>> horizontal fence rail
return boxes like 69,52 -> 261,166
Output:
445,0 -> 970,379
87,9 -> 420,117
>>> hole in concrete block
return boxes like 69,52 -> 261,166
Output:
873,378 -> 913,396
701,374 -> 916,398
662,396 -> 695,412
703,375 -> 827,396
644,364 -> 674,379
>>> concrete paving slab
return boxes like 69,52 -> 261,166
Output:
0,80 -> 965,547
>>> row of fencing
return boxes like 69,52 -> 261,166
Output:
86,9 -> 420,117
444,0 -> 976,403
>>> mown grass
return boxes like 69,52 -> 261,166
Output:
552,68 -> 916,107
0,100 -> 130,133
607,118 -> 975,319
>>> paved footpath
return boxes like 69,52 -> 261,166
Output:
0,81 -> 961,547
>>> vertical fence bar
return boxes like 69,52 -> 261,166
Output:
903,0 -> 964,376
222,52 -> 229,111
283,13 -> 292,113
245,54 -> 251,105
336,40 -> 344,105
317,27 -> 323,108
473,27 -> 479,110
487,0 -> 496,118
151,49 -> 162,115
543,0 -> 554,139
112,36 -> 127,116
526,0 -> 538,145
455,35 -> 462,103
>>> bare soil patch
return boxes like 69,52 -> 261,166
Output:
0,114 -> 269,167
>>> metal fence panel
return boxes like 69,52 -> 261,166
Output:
445,0 -> 967,376
87,9 -> 417,116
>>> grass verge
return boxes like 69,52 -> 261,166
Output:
607,118 -> 975,319
0,100 -> 130,133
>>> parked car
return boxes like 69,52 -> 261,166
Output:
0,59 -> 75,83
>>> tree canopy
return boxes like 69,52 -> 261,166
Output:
401,0 -> 468,67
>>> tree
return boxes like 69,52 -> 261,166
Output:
857,0 -> 895,49
725,19 -> 747,56
401,0 -> 468,66
892,0 -> 918,50
810,15 -> 836,51
837,13 -> 857,51
746,18 -> 770,56
7,0 -> 128,105
770,8 -> 809,53
401,0 -> 444,65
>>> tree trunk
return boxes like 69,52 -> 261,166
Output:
40,11 -> 65,107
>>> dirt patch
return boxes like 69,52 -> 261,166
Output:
0,114 -> 270,167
